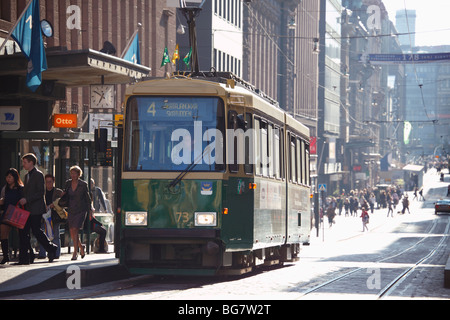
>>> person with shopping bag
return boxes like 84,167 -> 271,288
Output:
0,168 -> 24,264
18,154 -> 58,264
38,174 -> 63,259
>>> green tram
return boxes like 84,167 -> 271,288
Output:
120,72 -> 311,275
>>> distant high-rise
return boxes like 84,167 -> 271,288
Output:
395,9 -> 416,50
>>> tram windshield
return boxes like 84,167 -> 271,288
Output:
124,96 -> 225,172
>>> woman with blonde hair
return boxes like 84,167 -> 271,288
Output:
61,166 -> 93,260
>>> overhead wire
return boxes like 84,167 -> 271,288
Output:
402,0 -> 433,122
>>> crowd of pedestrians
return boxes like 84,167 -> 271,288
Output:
0,153 -> 109,266
321,184 -> 419,232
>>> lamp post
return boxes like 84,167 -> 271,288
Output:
180,6 -> 202,74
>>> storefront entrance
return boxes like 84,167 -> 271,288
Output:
0,131 -> 119,253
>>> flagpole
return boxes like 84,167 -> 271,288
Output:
120,28 -> 139,59
0,0 -> 33,54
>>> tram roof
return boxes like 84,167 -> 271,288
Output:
126,72 -> 310,140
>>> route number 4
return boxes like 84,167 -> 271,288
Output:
147,103 -> 156,117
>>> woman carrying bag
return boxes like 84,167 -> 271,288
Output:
0,169 -> 24,264
61,166 -> 93,260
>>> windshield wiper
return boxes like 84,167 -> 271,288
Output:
168,127 -> 213,190
168,158 -> 201,190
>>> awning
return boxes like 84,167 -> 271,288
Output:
402,164 -> 424,172
0,48 -> 151,87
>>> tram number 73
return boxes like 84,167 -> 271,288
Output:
176,211 -> 190,224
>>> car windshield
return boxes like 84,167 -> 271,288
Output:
124,96 -> 225,172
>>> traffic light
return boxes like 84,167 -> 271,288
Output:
95,128 -> 108,153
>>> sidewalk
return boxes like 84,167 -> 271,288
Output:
0,245 -> 130,298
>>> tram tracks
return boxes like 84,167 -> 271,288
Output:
296,216 -> 450,299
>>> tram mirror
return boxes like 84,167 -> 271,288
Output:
228,111 -> 247,130
95,128 -> 108,153
237,114 -> 248,130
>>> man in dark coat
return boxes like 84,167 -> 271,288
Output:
18,154 -> 57,264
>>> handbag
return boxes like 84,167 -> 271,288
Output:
43,208 -> 54,241
3,203 -> 30,229
52,198 -> 68,221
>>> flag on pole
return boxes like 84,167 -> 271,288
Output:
161,47 -> 171,67
171,44 -> 180,65
11,0 -> 47,92
123,33 -> 141,64
183,47 -> 192,67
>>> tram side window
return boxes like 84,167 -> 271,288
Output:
289,134 -> 297,183
244,113 -> 253,174
273,126 -> 281,179
260,121 -> 268,177
228,111 -> 254,174
296,138 -> 302,184
301,140 -> 308,185
228,111 -> 239,173
280,128 -> 285,179
254,118 -> 261,175
305,144 -> 310,186
268,124 -> 274,178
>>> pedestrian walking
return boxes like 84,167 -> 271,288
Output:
0,168 -> 24,264
360,206 -> 369,232
326,204 -> 336,228
18,154 -> 58,264
337,196 -> 343,216
350,196 -> 358,217
369,193 -> 376,213
418,187 -> 425,201
380,190 -> 387,208
413,187 -> 418,201
38,174 -> 63,259
401,195 -> 410,214
344,198 -> 350,217
62,165 -> 93,260
387,195 -> 394,217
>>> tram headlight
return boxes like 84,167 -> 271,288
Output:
195,212 -> 217,227
125,211 -> 148,226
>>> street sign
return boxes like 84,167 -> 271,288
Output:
319,184 -> 327,192
53,114 -> 78,129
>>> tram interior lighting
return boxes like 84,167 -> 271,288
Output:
125,212 -> 148,226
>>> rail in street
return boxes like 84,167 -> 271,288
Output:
3,168 -> 449,300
